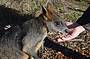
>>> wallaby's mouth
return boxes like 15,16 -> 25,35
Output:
55,28 -> 69,37
65,29 -> 69,33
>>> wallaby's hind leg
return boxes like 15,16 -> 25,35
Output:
23,45 -> 40,59
41,41 -> 45,54
30,40 -> 44,59
23,40 -> 44,59
29,47 -> 40,59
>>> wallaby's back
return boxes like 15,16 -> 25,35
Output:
0,26 -> 25,59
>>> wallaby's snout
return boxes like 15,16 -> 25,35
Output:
51,20 -> 69,34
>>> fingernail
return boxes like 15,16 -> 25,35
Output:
58,39 -> 63,42
62,37 -> 65,40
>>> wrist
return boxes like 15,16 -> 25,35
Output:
68,22 -> 80,29
77,25 -> 85,31
75,23 -> 85,32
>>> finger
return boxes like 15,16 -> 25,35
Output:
62,35 -> 74,41
65,22 -> 73,26
57,35 -> 73,42
61,29 -> 79,41
57,38 -> 65,42
65,22 -> 74,29
57,30 -> 78,42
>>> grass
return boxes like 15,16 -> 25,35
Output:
0,0 -> 89,22
53,0 -> 89,21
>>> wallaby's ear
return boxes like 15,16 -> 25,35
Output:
42,2 -> 54,21
46,2 -> 54,14
42,6 -> 47,16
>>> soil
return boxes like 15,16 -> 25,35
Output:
41,31 -> 90,59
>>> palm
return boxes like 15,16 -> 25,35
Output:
57,22 -> 85,42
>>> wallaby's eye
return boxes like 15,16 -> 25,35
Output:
54,21 -> 60,26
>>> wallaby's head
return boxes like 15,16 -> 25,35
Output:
40,2 -> 69,34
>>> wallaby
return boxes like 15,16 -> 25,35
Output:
0,2 -> 68,59
22,2 -> 68,59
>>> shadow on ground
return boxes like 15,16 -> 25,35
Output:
44,37 -> 90,59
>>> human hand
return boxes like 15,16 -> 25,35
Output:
57,22 -> 85,42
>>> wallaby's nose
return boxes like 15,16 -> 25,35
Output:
65,29 -> 69,33
59,29 -> 69,35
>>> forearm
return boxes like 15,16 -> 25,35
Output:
76,6 -> 90,31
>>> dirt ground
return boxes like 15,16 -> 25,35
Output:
0,0 -> 90,59
41,31 -> 90,59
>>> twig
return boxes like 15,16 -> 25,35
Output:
70,39 -> 84,42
